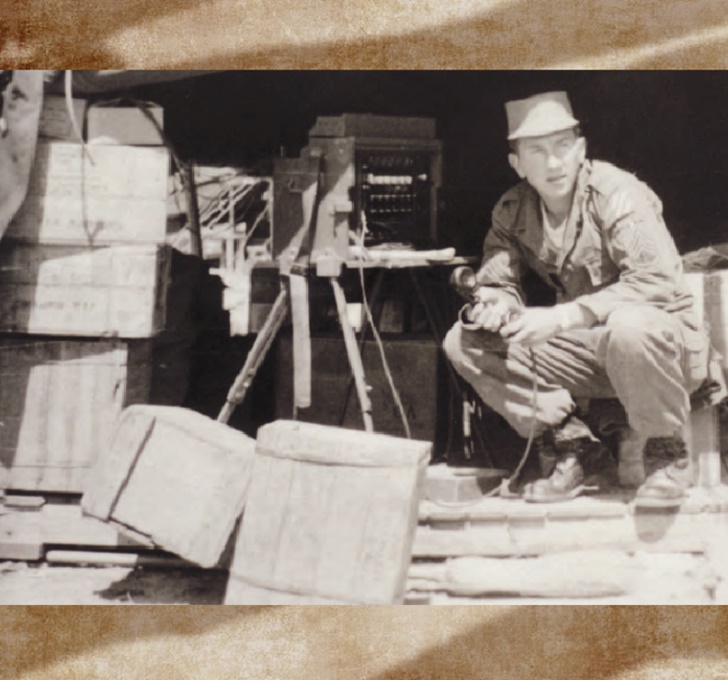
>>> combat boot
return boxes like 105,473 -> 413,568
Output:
634,436 -> 692,508
523,417 -> 617,503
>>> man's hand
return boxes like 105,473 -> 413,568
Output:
465,299 -> 513,332
499,307 -> 564,346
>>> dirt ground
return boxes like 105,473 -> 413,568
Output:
0,561 -> 229,605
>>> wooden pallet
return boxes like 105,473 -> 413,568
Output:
414,486 -> 728,558
4,481 -> 728,606
0,493 -> 154,561
406,486 -> 728,604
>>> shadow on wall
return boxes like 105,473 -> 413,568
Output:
4,0 -> 728,68
1,605 -> 727,679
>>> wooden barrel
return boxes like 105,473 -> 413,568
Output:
225,420 -> 431,604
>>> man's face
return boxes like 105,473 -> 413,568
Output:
508,129 -> 586,204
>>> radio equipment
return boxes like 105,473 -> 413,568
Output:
272,113 -> 442,276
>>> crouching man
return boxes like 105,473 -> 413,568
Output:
443,91 -> 709,507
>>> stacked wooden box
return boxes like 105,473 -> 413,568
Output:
0,97 -> 173,493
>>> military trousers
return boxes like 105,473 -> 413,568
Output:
443,305 -> 708,439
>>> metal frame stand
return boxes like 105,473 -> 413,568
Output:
217,278 -> 374,432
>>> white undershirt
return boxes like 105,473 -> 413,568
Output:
540,200 -> 567,268
538,199 -> 597,330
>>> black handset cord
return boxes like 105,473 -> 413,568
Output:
491,347 -> 539,498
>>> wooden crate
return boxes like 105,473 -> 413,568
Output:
0,338 -> 152,493
82,405 -> 256,568
38,96 -> 88,141
225,420 -> 430,605
703,271 -> 728,372
25,142 -> 169,202
7,194 -> 169,247
684,271 -> 728,483
6,142 -> 169,245
686,270 -> 728,370
86,105 -> 164,146
0,242 -> 170,337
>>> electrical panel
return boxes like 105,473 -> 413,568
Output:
272,114 -> 442,276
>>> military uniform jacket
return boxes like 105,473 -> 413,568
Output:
476,159 -> 698,328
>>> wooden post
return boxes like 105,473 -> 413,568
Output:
330,277 -> 374,432
339,269 -> 386,426
182,162 -> 203,258
217,286 -> 289,424
683,405 -> 722,488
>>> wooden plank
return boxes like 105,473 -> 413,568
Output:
0,512 -> 43,560
419,488 -> 728,522
3,357 -> 50,490
330,277 -> 373,431
353,465 -> 424,602
270,458 -> 334,595
289,273 -> 311,409
45,550 -> 188,568
255,419 -> 432,468
0,503 -> 153,559
415,522 -> 516,558
227,454 -> 295,585
407,551 -> 639,598
225,420 -> 430,604
704,270 -> 728,372
82,405 -> 256,568
413,508 -> 719,558
80,407 -> 155,520
312,465 -> 364,595
44,351 -> 76,492
39,503 -> 153,548
1,495 -> 45,509
425,464 -> 507,504
684,406 -> 721,488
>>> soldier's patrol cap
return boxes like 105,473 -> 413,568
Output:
505,91 -> 579,140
